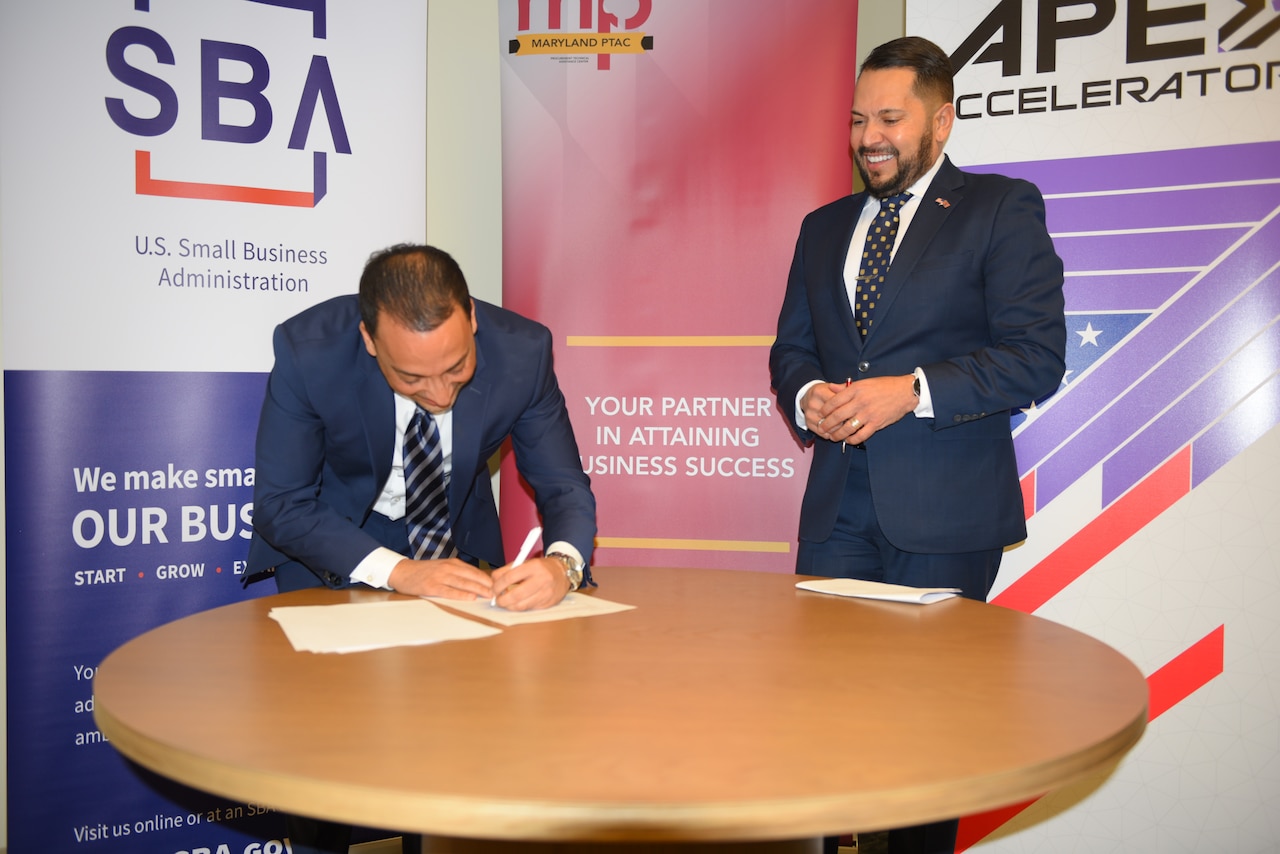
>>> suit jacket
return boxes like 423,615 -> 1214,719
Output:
770,156 -> 1065,554
246,295 -> 596,589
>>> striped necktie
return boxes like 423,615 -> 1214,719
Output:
404,407 -> 456,560
854,191 -> 911,337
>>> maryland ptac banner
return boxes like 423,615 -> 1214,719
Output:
1,1 -> 427,851
498,0 -> 859,572
906,2 -> 1280,851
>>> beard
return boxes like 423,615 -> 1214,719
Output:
855,128 -> 936,199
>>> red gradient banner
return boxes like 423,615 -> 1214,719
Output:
498,0 -> 859,571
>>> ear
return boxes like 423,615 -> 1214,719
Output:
469,299 -> 479,334
359,321 -> 377,357
933,100 -> 955,147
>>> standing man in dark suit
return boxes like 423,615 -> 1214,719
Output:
769,36 -> 1066,854
247,243 -> 596,853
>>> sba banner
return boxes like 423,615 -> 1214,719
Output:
906,2 -> 1280,851
1,1 -> 427,851
497,0 -> 859,572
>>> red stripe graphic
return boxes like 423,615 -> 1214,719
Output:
956,625 -> 1224,851
134,150 -> 315,207
994,447 -> 1190,613
1147,624 -> 1224,720
1020,469 -> 1036,521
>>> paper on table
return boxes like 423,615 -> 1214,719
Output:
269,599 -> 501,653
428,592 -> 635,626
796,578 -> 961,605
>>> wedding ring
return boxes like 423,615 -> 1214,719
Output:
849,418 -> 862,431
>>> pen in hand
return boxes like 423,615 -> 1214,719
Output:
492,525 -> 542,606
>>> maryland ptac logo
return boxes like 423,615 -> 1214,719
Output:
509,0 -> 654,70
105,0 -> 350,207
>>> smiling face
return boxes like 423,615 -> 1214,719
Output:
850,66 -> 954,199
360,301 -> 478,415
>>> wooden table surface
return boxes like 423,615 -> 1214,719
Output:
94,566 -> 1147,845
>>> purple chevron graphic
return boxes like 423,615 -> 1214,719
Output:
984,141 -> 1280,513
1105,312 -> 1280,502
1064,272 -> 1191,313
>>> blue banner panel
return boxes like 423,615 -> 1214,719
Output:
4,369 -> 291,853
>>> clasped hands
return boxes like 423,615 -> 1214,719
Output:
804,374 -> 917,447
387,555 -> 570,611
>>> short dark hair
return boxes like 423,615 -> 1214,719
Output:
358,244 -> 472,335
860,36 -> 954,108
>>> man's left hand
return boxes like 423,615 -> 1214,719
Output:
816,374 -> 917,446
490,555 -> 571,611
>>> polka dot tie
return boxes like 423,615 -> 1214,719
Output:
854,192 -> 911,337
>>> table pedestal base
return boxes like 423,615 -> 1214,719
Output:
421,838 -> 823,854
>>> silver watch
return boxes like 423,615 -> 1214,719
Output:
547,552 -> 583,591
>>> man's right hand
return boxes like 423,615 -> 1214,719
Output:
388,558 -> 495,600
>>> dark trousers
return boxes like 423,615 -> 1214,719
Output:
286,815 -> 421,854
822,824 -> 958,854
802,450 -> 997,854
796,446 -> 1002,601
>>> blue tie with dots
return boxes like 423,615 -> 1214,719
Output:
404,408 -> 456,560
854,192 -> 911,337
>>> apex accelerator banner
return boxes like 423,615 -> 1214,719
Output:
906,2 -> 1280,851
497,0 -> 858,572
0,2 -> 426,852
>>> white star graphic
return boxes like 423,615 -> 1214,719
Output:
1076,322 -> 1102,346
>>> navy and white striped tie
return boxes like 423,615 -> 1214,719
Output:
404,408 -> 456,560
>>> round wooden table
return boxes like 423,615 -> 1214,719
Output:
94,566 -> 1146,850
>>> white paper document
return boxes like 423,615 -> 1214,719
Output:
428,592 -> 636,626
269,599 -> 502,654
796,578 -> 961,605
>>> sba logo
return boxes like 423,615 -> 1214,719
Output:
105,0 -> 350,207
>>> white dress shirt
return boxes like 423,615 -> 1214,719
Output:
349,393 -> 582,589
793,154 -> 948,428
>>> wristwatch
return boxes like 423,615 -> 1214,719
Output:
547,551 -> 584,592
912,375 -> 921,397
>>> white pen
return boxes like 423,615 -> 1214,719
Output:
492,525 -> 542,606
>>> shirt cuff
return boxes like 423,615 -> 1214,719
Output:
349,546 -> 404,590
912,367 -> 934,419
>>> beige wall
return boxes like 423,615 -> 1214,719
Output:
425,1 -> 504,305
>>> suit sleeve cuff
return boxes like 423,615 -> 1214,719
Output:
795,380 -> 823,429
349,546 -> 404,590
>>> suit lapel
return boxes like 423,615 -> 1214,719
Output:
833,192 -> 869,350
357,350 -> 395,512
863,158 -> 965,345
449,328 -> 490,517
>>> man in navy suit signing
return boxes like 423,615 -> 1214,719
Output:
770,36 -> 1066,854
247,244 -> 597,851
